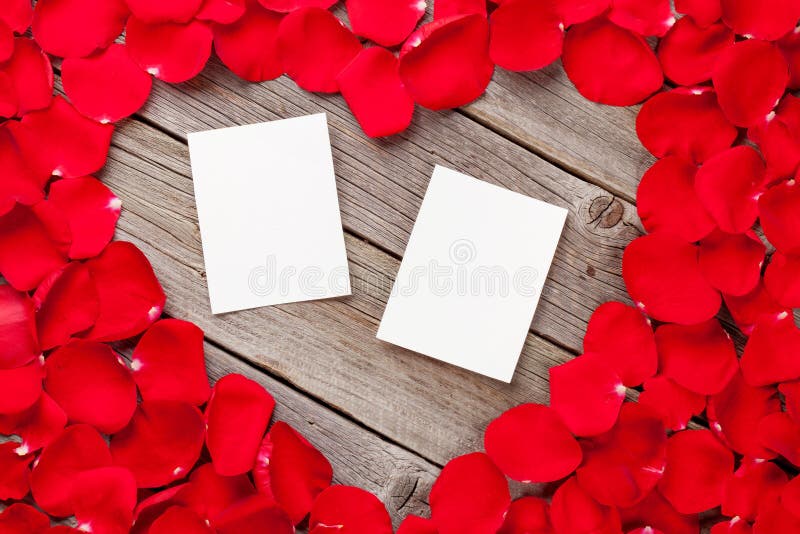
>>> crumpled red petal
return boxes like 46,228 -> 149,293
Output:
623,233 -> 720,324
723,459 -> 787,522
550,476 -> 622,534
674,0 -> 720,27
0,503 -> 50,533
608,0 -> 674,37
636,157 -> 715,242
657,18 -> 734,86
657,429 -> 734,514
125,19 -> 213,83
583,301 -> 658,388
619,490 -> 699,534
309,486 -> 393,534
759,178 -> 800,255
205,374 -> 275,476
0,393 -> 66,453
498,496 -> 552,534
721,0 -> 800,41
741,313 -> 800,386
346,0 -> 425,47
0,37 -> 53,117
712,39 -> 788,128
636,88 -> 737,164
550,353 -> 626,436
125,0 -> 201,23
30,424 -> 112,517
111,400 -> 205,488
277,7 -> 361,93
32,0 -> 129,58
724,281 -> 788,336
0,284 -> 39,369
212,2 -> 282,83
44,340 -> 137,434
214,494 -> 294,534
0,204 -> 67,292
178,462 -> 256,522
0,441 -> 33,500
758,412 -> 800,466
397,515 -> 439,534
33,263 -> 98,350
83,241 -> 166,342
398,14 -> 494,110
699,230 -> 765,297
489,0 -> 564,72
0,358 -> 42,415
639,375 -> 705,431
0,125 -> 42,213
484,403 -> 582,482
197,0 -> 245,23
562,18 -> 663,106
72,466 -> 137,534
337,47 -> 415,138
427,453 -> 510,534
434,0 -> 486,19
257,0 -> 336,12
555,0 -> 609,26
150,506 -> 214,534
253,421 -> 332,525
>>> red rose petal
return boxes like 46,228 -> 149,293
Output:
712,39 -> 788,128
639,375 -> 705,431
111,400 -> 205,488
658,18 -> 733,85
583,302 -> 658,388
0,21 -> 13,64
748,95 -> 800,182
0,125 -> 42,214
489,0 -> 564,72
0,442 -> 33,500
550,353 -> 626,436
150,506 -> 214,534
428,453 -> 510,534
30,424 -> 112,517
0,69 -> 18,118
277,7 -> 362,93
741,313 -> 800,386
0,393 -> 66,453
0,359 -> 42,415
723,459 -> 787,522
83,241 -> 166,342
562,18 -> 663,106
72,467 -> 137,534
724,281 -> 788,336
131,319 -> 210,406
721,0 -> 800,41
764,252 -> 800,308
309,485 -> 394,534
608,0 -> 674,37
498,497 -> 552,534
253,421 -> 332,524
484,403 -> 582,482
0,285 -> 39,369
781,380 -> 800,424
756,497 -> 800,532
212,2 -> 282,83
346,0 -> 426,47
636,87 -> 737,164
337,47 -> 415,138
699,230 -> 765,296
712,519 -> 752,534
779,29 -> 800,90
758,412 -> 800,466
126,19 -> 213,83
257,0 -> 336,12
783,475 -> 800,520
623,233 -> 721,324
33,263 -> 99,350
0,37 -> 53,117
32,0 -> 129,58
62,44 -> 152,123
0,504 -> 50,533
196,0 -> 245,24
434,0 -> 486,19
205,374 -> 275,476
550,477 -> 622,534
125,0 -> 201,23
214,494 -> 294,534
635,157 -> 715,242
555,0 -> 610,26
619,490 -> 700,534
657,429 -> 734,514
0,205 -> 67,292
759,179 -> 800,255
179,462 -> 256,521
45,340 -> 137,434
0,0 -> 33,33
398,515 -> 439,534
130,484 -> 189,534
707,371 -> 782,458
398,14 -> 494,110
629,529 -> 665,534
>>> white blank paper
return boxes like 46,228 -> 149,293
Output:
188,114 -> 350,314
377,165 -> 568,382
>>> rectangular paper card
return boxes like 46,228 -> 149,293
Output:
377,165 -> 568,382
188,113 -> 351,314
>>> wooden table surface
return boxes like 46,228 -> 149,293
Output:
82,51 -> 658,527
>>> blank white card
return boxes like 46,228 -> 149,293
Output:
377,166 -> 568,382
188,114 -> 350,314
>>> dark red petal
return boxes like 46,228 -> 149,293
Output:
337,47 -> 415,138
0,37 -> 53,117
309,486 -> 393,534
712,39 -> 788,128
150,506 -> 214,534
783,475 -> 800,520
562,18 -> 663,106
0,393 -> 66,453
555,0 -> 609,26
0,359 -> 42,415
0,0 -> 33,33
779,29 -> 800,90
398,515 -> 439,534
62,44 -> 152,123
749,95 -> 800,183
72,467 -> 137,533
33,263 -> 99,350
30,424 -> 112,517
759,179 -> 800,255
212,3 -> 282,83
0,285 -> 39,369
0,125 -> 42,214
741,313 -> 800,386
723,459 -> 787,522
658,18 -> 733,85
10,96 -> 114,182
398,14 -> 494,110
674,0 -> 720,27
550,477 -> 622,534
758,412 -> 800,466
699,230 -> 765,296
636,157 -> 716,242
45,340 -> 137,433
763,252 -> 800,307
196,0 -> 245,23
125,0 -> 201,23
205,374 -> 275,476
756,496 -> 800,532
83,241 -> 166,342
427,453 -> 510,534
214,494 -> 294,534
277,7 -> 361,93
721,0 -> 800,41
636,87 -> 737,164
550,353 -> 626,436
32,0 -> 129,58
639,375 -> 705,431
622,233 -> 721,324
619,490 -> 700,534
125,19 -> 213,83
0,442 -> 33,500
657,429 -> 734,514
724,281 -> 788,336
346,0 -> 426,47
0,205 -> 67,292
179,462 -> 256,521
0,504 -> 50,533
257,0 -> 336,12
707,371 -> 781,458
489,0 -> 564,71
781,380 -> 800,424
484,403 -> 582,482
608,0 -> 674,37
434,0 -> 486,19
253,421 -> 332,525
111,400 -> 205,488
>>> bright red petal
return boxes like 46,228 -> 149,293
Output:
781,380 -> 800,424
150,506 -> 214,534
759,178 -> 800,255
32,0 -> 129,58
212,2 -> 282,82
723,459 -> 787,522
0,37 -> 53,117
0,442 -> 33,500
721,0 -> 800,41
756,496 -> 800,532
724,281 -> 788,336
674,0 -> 721,27
698,230 -> 765,296
608,0 -> 674,37
0,504 -> 50,533
398,14 -> 494,110
309,486 -> 393,534
72,467 -> 137,534
484,403 -> 582,482
550,476 -> 622,534
257,0 -> 336,12
779,29 -> 800,90
196,0 -> 245,23
498,497 -> 552,534
0,284 -> 39,369
658,18 -> 733,85
179,462 -> 256,521
125,19 -> 213,83
758,412 -> 800,466
33,263 -> 99,350
346,0 -> 426,47
214,494 -> 294,534
0,125 -> 42,213
125,0 -> 201,23
741,313 -> 800,386
398,515 -> 439,534
749,94 -> 800,183
555,0 -> 610,26
711,519 -> 752,534
0,358 -> 42,415
763,252 -> 800,308
434,0 -> 486,19
619,490 -> 699,534
0,204 -> 67,292
0,393 -> 66,453
131,484 -> 190,534
639,375 -> 705,431
782,475 -> 800,520
489,0 -> 564,72
0,0 -> 33,33
337,46 -> 415,138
